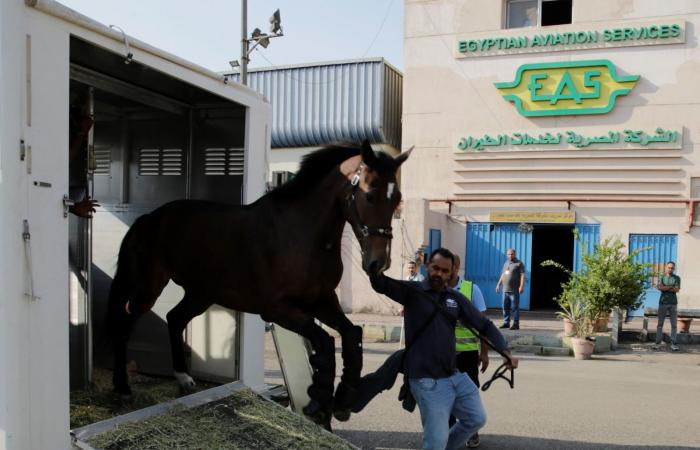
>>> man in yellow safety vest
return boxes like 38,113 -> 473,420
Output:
449,254 -> 489,448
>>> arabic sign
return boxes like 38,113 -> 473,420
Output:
456,128 -> 681,152
456,19 -> 685,58
495,60 -> 639,117
490,211 -> 575,224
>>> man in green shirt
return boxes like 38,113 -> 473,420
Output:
653,261 -> 681,351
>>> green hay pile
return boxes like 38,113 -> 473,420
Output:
86,389 -> 355,450
70,368 -> 217,429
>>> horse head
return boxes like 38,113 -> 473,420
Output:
342,140 -> 411,275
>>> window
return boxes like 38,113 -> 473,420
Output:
506,0 -> 572,29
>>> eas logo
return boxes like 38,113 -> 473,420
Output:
494,60 -> 639,117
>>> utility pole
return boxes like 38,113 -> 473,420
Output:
234,2 -> 281,86
240,0 -> 248,85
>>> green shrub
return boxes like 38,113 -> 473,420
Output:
542,234 -> 651,333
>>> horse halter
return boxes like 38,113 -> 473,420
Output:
345,163 -> 393,241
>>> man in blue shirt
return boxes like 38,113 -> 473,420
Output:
369,248 -> 517,450
407,259 -> 425,282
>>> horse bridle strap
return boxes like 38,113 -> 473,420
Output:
346,182 -> 393,239
344,162 -> 393,240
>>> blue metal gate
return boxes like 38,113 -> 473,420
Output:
421,228 -> 442,277
465,223 -> 532,310
629,234 -> 678,315
573,224 -> 601,273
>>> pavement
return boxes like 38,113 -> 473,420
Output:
263,332 -> 700,450
338,310 -> 700,355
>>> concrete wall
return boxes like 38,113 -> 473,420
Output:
403,0 -> 700,307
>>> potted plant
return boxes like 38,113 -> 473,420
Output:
677,317 -> 693,333
556,298 -> 595,359
543,235 -> 650,334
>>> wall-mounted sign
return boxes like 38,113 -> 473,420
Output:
490,211 -> 575,224
456,127 -> 681,152
456,20 -> 685,58
494,60 -> 638,117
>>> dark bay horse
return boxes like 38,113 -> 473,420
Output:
107,140 -> 410,428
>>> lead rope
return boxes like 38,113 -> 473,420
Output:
436,300 -> 514,391
470,327 -> 514,391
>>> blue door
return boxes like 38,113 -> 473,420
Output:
465,223 -> 532,310
629,234 -> 678,315
573,224 -> 600,273
421,228 -> 442,278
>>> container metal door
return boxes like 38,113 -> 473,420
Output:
629,234 -> 678,315
466,223 -> 532,310
573,224 -> 600,273
421,228 -> 442,278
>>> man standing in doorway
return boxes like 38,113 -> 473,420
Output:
449,254 -> 488,448
653,261 -> 681,351
495,248 -> 526,330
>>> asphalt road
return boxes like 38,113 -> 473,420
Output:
265,335 -> 700,450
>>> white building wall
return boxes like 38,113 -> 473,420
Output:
403,0 -> 700,308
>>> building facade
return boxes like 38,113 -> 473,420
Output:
402,0 -> 700,311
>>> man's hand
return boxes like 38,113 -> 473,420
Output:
70,196 -> 99,218
479,351 -> 490,373
503,351 -> 518,370
518,285 -> 524,294
495,284 -> 501,293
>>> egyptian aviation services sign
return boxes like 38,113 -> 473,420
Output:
494,60 -> 639,117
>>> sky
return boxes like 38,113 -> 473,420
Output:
59,0 -> 404,72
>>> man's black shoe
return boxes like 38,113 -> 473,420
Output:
510,324 -> 520,330
499,323 -> 510,329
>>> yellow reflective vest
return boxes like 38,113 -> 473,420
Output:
455,280 -> 479,352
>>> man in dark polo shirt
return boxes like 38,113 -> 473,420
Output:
495,248 -> 526,330
369,248 -> 517,450
653,261 -> 681,351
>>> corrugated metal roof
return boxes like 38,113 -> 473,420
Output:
225,58 -> 402,149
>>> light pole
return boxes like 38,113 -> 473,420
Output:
237,1 -> 283,86
240,0 -> 248,85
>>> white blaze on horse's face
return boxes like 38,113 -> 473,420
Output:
387,182 -> 395,200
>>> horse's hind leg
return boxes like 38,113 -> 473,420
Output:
313,294 -> 363,421
166,293 -> 213,394
267,307 -> 336,430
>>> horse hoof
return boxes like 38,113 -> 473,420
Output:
302,399 -> 329,425
333,382 -> 357,417
333,408 -> 351,422
174,371 -> 196,394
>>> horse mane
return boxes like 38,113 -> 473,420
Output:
268,142 -> 397,200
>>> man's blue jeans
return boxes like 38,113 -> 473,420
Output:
503,291 -> 520,325
409,371 -> 486,450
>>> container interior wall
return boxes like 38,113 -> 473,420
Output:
68,36 -> 246,387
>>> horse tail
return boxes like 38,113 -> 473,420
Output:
105,214 -> 151,337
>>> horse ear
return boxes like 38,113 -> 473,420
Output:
394,146 -> 414,167
360,140 -> 378,167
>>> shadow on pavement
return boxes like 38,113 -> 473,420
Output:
335,431 -> 699,450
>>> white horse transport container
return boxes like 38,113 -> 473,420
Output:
0,1 -> 270,448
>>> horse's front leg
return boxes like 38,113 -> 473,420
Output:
314,295 -> 363,422
267,307 -> 336,430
